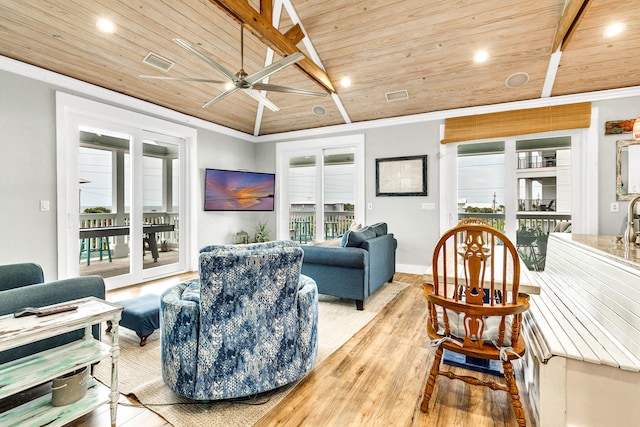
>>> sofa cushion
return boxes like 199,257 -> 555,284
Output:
369,222 -> 388,237
342,226 -> 376,247
182,279 -> 201,304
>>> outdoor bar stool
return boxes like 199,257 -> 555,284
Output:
79,237 -> 112,265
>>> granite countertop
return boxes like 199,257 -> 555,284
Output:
561,234 -> 640,270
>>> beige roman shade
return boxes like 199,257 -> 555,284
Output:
441,102 -> 592,144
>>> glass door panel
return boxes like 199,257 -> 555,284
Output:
457,142 -> 506,231
515,137 -> 572,271
289,155 -> 316,243
141,137 -> 182,275
78,131 -> 132,279
323,152 -> 355,239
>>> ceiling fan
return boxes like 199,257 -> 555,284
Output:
140,27 -> 328,112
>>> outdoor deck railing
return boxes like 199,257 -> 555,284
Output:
289,211 -> 355,242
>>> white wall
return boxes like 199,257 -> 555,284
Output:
0,69 -> 260,279
595,96 -> 640,235
196,128 -> 273,247
259,120 -> 443,273
0,71 -> 58,279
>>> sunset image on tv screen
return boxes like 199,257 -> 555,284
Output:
205,169 -> 275,211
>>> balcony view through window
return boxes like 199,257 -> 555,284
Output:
457,137 -> 572,271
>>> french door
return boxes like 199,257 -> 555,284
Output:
439,128 -> 596,270
57,93 -> 195,289
276,135 -> 365,242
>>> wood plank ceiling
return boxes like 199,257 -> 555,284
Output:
0,0 -> 638,136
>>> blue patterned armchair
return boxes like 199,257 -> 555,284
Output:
160,240 -> 318,400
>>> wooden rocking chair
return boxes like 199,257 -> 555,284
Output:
420,223 -> 530,426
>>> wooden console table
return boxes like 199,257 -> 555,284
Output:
0,297 -> 123,427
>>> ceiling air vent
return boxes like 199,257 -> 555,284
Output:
385,90 -> 409,102
142,52 -> 174,72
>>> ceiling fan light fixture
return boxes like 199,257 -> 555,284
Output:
505,72 -> 530,88
312,105 -> 327,116
385,90 -> 409,102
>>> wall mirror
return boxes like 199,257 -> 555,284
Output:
617,139 -> 640,200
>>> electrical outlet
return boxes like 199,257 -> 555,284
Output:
610,202 -> 619,213
367,203 -> 373,210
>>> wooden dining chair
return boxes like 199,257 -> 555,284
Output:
420,223 -> 530,427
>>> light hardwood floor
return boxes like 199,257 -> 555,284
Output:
66,272 -> 536,427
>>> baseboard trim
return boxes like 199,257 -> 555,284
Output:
396,264 -> 427,275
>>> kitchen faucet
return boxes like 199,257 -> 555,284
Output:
624,194 -> 640,247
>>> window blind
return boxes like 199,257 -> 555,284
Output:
441,102 -> 591,144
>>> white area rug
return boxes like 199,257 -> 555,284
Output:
94,281 -> 410,426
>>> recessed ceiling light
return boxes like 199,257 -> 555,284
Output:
604,22 -> 625,38
96,18 -> 116,34
474,50 -> 489,63
340,77 -> 351,88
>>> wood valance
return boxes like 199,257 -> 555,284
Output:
441,102 -> 592,144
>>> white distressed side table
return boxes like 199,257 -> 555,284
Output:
0,297 -> 123,427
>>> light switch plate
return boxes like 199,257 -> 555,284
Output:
421,202 -> 436,211
610,202 -> 619,213
40,200 -> 50,211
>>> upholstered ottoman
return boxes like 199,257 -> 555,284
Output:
106,294 -> 160,346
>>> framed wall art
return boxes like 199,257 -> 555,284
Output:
375,155 -> 428,196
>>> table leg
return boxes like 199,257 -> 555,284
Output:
147,232 -> 159,261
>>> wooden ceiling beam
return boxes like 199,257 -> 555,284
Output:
551,0 -> 593,53
207,0 -> 336,93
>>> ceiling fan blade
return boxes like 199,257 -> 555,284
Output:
173,38 -> 238,83
245,52 -> 304,84
139,75 -> 226,84
243,89 -> 280,112
252,83 -> 328,97
201,86 -> 242,109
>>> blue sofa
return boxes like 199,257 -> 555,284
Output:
301,222 -> 397,310
0,263 -> 105,364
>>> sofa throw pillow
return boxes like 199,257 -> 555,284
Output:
369,222 -> 388,237
341,226 -> 376,247
348,222 -> 362,232
313,238 -> 342,247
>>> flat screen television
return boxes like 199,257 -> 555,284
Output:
204,168 -> 275,211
